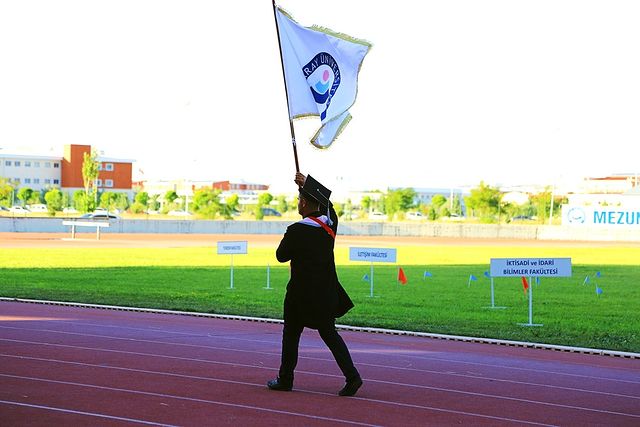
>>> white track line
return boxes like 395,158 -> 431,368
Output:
0,399 -> 177,426
0,374 -> 378,426
1,341 -> 639,420
0,372 -> 550,426
2,298 -> 638,359
2,323 -> 638,390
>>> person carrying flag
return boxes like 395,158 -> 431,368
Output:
267,172 -> 362,396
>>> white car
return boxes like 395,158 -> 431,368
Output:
28,204 -> 48,212
80,212 -> 121,220
368,211 -> 387,220
406,211 -> 424,220
167,210 -> 193,217
63,207 -> 79,214
9,206 -> 30,214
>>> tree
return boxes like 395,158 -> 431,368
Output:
361,196 -> 372,212
431,194 -> 447,216
134,191 -> 149,206
254,192 -> 274,221
131,191 -> 150,214
16,187 -> 33,206
149,194 -> 160,211
258,192 -> 274,207
450,194 -> 463,216
226,193 -> 240,215
192,188 -> 223,218
163,190 -> 178,212
382,190 -> 401,220
397,188 -> 417,211
73,190 -> 91,212
82,150 -> 100,207
276,195 -> 288,214
99,192 -> 118,211
44,188 -> 63,216
464,181 -> 502,222
0,177 -> 13,206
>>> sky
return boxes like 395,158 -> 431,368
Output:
1,0 -> 639,195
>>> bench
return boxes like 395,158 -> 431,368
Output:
62,220 -> 110,240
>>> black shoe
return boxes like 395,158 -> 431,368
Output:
338,376 -> 362,397
267,377 -> 293,391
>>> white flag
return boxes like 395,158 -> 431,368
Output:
275,7 -> 371,148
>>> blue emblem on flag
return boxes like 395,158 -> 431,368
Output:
302,52 -> 341,121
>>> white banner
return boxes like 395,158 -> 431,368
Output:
490,258 -> 572,277
349,247 -> 397,263
217,241 -> 248,255
562,204 -> 640,227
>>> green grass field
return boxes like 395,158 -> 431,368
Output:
1,244 -> 639,353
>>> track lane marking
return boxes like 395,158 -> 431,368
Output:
1,372 -> 549,426
0,399 -> 177,426
2,323 -> 639,388
2,347 -> 639,420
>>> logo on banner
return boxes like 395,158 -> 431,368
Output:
567,207 -> 586,224
303,52 -> 341,121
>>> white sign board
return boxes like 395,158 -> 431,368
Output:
562,205 -> 640,227
490,258 -> 572,278
217,241 -> 248,255
349,247 -> 397,263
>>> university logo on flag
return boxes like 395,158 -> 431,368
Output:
275,6 -> 371,148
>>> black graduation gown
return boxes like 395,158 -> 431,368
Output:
276,207 -> 354,329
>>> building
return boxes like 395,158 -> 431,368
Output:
0,152 -> 62,191
136,179 -> 271,208
580,173 -> 640,194
0,144 -> 135,200
212,181 -> 269,192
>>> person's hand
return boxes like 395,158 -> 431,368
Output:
294,172 -> 306,188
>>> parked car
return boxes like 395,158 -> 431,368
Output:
9,206 -> 30,214
368,211 -> 387,220
80,212 -> 121,220
0,205 -> 9,211
27,204 -> 48,213
261,208 -> 282,217
62,207 -> 79,214
167,210 -> 193,217
406,211 -> 424,220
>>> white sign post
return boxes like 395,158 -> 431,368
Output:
217,241 -> 248,289
264,264 -> 272,290
490,257 -> 572,327
484,273 -> 506,310
349,247 -> 397,297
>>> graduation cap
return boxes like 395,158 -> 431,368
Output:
299,175 -> 333,224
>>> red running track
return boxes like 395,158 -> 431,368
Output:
1,301 -> 639,426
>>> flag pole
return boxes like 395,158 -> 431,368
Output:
272,0 -> 300,173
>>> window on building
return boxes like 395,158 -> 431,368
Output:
53,162 -> 60,168
105,163 -> 114,171
96,179 -> 103,187
14,161 -> 21,167
98,164 -> 103,171
34,161 -> 40,167
34,178 -> 40,184
4,161 -> 10,166
24,178 -> 31,184
53,179 -> 59,185
25,161 -> 31,167
45,162 -> 51,168
44,179 -> 51,184
14,178 -> 20,184
105,179 -> 114,188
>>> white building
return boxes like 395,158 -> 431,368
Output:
0,152 -> 62,192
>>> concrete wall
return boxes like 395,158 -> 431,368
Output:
2,217 -> 640,242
